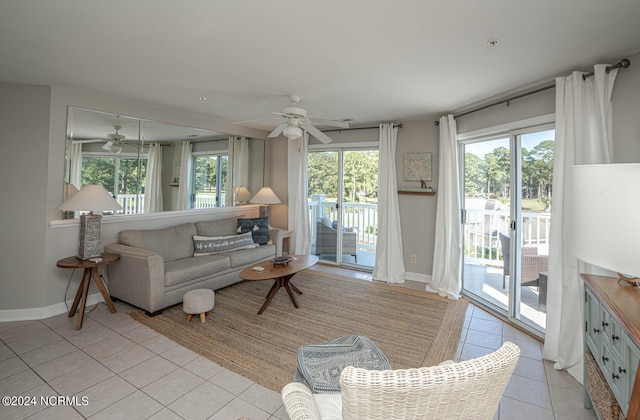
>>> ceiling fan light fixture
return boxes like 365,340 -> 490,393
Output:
283,124 -> 303,140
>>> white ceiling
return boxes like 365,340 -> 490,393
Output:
1,0 -> 639,133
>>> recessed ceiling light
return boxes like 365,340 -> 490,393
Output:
487,39 -> 500,48
199,97 -> 207,101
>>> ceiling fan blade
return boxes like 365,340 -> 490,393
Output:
308,118 -> 349,129
233,116 -> 280,125
302,122 -> 333,144
72,138 -> 107,143
269,122 -> 289,138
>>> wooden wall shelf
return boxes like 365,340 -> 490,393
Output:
397,190 -> 435,196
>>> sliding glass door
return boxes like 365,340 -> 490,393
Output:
461,127 -> 554,335
308,148 -> 378,269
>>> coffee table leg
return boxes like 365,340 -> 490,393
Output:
76,271 -> 91,330
289,282 -> 303,295
283,282 -> 299,308
69,269 -> 90,318
258,278 -> 283,315
90,268 -> 117,313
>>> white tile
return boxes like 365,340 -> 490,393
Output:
27,404 -> 85,420
100,344 -> 155,373
32,350 -> 94,382
503,374 -> 552,410
0,356 -> 29,380
20,339 -> 77,368
160,345 -> 199,366
48,361 -> 114,396
74,375 -> 137,418
81,334 -> 136,360
513,356 -> 547,382
0,383 -> 54,419
208,397 -> 271,420
0,321 -> 49,342
169,382 -> 234,420
549,383 -> 598,419
464,329 -> 503,350
184,356 -> 224,380
499,396 -> 555,419
239,383 -> 285,415
66,325 -> 119,349
6,329 -> 63,354
0,369 -> 45,395
89,390 -> 163,420
147,407 -> 184,420
142,368 -> 204,405
0,342 -> 14,362
122,325 -> 161,343
119,355 -> 178,389
140,334 -> 178,354
209,369 -> 254,395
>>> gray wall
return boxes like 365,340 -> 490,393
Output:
1,50 -> 639,314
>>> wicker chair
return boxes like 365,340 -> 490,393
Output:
282,342 -> 520,420
499,233 -> 548,290
315,222 -> 358,262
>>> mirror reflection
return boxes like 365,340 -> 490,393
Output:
65,107 -> 264,217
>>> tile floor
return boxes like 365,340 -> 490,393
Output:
0,266 -> 596,419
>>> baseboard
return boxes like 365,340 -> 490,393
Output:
405,272 -> 431,283
0,293 -> 104,322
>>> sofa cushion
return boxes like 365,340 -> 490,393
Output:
237,217 -> 269,245
195,218 -> 238,237
220,243 -> 275,268
165,255 -> 230,287
193,232 -> 257,256
118,223 -> 197,262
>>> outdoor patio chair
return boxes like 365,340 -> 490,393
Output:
315,221 -> 358,262
499,233 -> 548,291
282,341 -> 521,420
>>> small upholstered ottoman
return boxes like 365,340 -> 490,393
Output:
183,289 -> 215,323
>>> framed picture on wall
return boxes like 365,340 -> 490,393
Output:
404,153 -> 432,181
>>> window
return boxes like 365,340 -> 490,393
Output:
81,154 -> 147,214
192,154 -> 228,208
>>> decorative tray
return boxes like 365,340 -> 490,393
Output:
270,257 -> 294,266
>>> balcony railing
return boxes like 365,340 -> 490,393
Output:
113,192 -> 226,214
464,208 -> 551,266
309,195 -> 378,251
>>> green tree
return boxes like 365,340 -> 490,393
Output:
484,147 -> 510,198
464,153 -> 486,197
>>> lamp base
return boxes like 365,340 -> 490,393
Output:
78,213 -> 102,260
259,205 -> 271,220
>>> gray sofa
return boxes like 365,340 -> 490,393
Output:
105,217 -> 283,315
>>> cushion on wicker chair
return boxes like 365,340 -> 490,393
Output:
282,341 -> 521,420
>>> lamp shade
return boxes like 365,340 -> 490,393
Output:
234,186 -> 252,203
249,187 -> 281,204
58,185 -> 123,213
571,163 -> 640,278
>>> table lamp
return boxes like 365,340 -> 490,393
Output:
61,183 -> 79,219
250,186 -> 281,220
58,185 -> 123,259
571,163 -> 640,283
234,186 -> 252,205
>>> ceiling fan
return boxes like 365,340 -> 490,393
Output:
236,95 -> 349,144
71,125 -> 127,153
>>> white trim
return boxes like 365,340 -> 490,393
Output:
457,113 -> 555,141
50,205 -> 260,228
309,141 -> 379,151
404,272 -> 431,283
0,293 -> 104,322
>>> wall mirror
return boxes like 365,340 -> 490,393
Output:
64,106 -> 265,217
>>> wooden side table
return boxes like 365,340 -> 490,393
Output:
56,252 -> 119,330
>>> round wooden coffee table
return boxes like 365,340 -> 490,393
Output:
239,254 -> 319,314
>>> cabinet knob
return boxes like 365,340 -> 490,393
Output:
602,321 -> 609,327
612,372 -> 620,380
602,355 -> 609,362
593,328 -> 600,333
612,334 -> 619,341
619,367 -> 626,374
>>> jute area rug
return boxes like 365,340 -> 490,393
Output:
129,269 -> 469,392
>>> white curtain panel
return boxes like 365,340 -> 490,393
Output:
143,143 -> 163,213
543,65 -> 618,384
226,136 -> 235,207
68,142 -> 82,188
427,115 -> 462,299
287,131 -> 311,255
372,123 -> 405,283
176,141 -> 193,210
234,137 -> 250,187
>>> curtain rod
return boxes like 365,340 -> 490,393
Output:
434,57 -> 631,126
323,123 -> 402,133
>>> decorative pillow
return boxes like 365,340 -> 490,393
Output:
237,217 -> 269,245
193,232 -> 257,256
320,216 -> 332,228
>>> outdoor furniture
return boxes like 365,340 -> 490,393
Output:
499,233 -> 548,291
282,341 -> 521,420
315,221 -> 358,262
